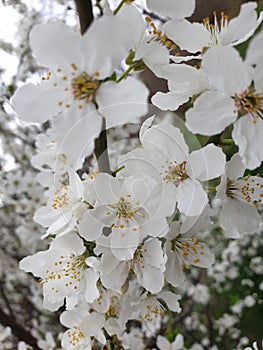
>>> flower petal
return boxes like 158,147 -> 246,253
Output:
220,2 -> 262,46
12,82 -> 68,123
164,19 -> 210,53
146,0 -> 195,19
152,91 -> 189,111
185,91 -> 237,136
111,227 -> 140,261
189,144 -> 226,181
96,77 -> 149,128
176,178 -> 208,216
81,16 -> 131,79
225,153 -> 245,179
202,45 -> 252,95
52,109 -> 102,169
30,22 -> 81,71
141,123 -> 189,162
220,199 -> 261,238
232,115 -> 263,170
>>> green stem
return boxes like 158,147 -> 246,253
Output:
112,165 -> 125,176
116,65 -> 135,83
117,60 -> 143,82
220,138 -> 235,145
113,0 -> 126,15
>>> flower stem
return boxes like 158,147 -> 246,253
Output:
117,60 -> 143,83
112,165 -> 125,176
116,65 -> 135,83
220,138 -> 235,145
113,0 -> 126,15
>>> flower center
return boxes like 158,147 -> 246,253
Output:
145,16 -> 176,51
234,88 -> 263,121
66,326 -> 85,346
226,175 -> 263,206
160,160 -> 188,186
171,236 -> 204,269
110,196 -> 137,219
52,186 -> 69,209
42,252 -> 88,291
71,72 -> 100,104
202,12 -> 228,47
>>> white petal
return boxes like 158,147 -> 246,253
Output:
157,291 -> 181,313
93,173 -> 121,204
185,91 -> 237,136
156,63 -> 208,96
220,2 -> 261,46
202,45 -> 252,95
34,205 -> 60,228
176,179 -> 208,216
139,115 -> 155,140
189,144 -> 226,181
246,29 -> 263,65
68,169 -> 84,199
232,115 -> 263,170
152,91 -> 189,111
51,232 -> 85,256
111,227 -> 140,261
254,60 -> 263,91
43,295 -> 63,312
225,153 -> 245,179
30,23 -> 81,71
118,4 -> 146,50
220,199 -> 261,238
12,82 -> 67,123
164,19 -> 210,53
96,77 -> 149,128
165,248 -> 185,287
141,123 -> 189,162
146,0 -> 195,19
81,16 -> 130,79
100,253 -> 127,290
83,269 -> 100,303
142,239 -> 165,269
137,42 -> 170,73
142,215 -> 169,238
136,263 -> 164,293
80,312 -> 105,341
53,109 -> 102,169
156,335 -> 171,350
78,209 -> 108,241
184,241 -> 215,268
172,334 -> 184,350
170,54 -> 202,63
180,208 -> 212,235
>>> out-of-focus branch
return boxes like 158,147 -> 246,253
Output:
74,0 -> 94,35
0,309 -> 41,350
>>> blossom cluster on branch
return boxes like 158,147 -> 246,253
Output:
2,0 -> 263,349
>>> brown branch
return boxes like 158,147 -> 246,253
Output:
94,118 -> 111,174
74,0 -> 94,35
0,309 -> 41,350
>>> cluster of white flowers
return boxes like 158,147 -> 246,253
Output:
8,0 -> 263,349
